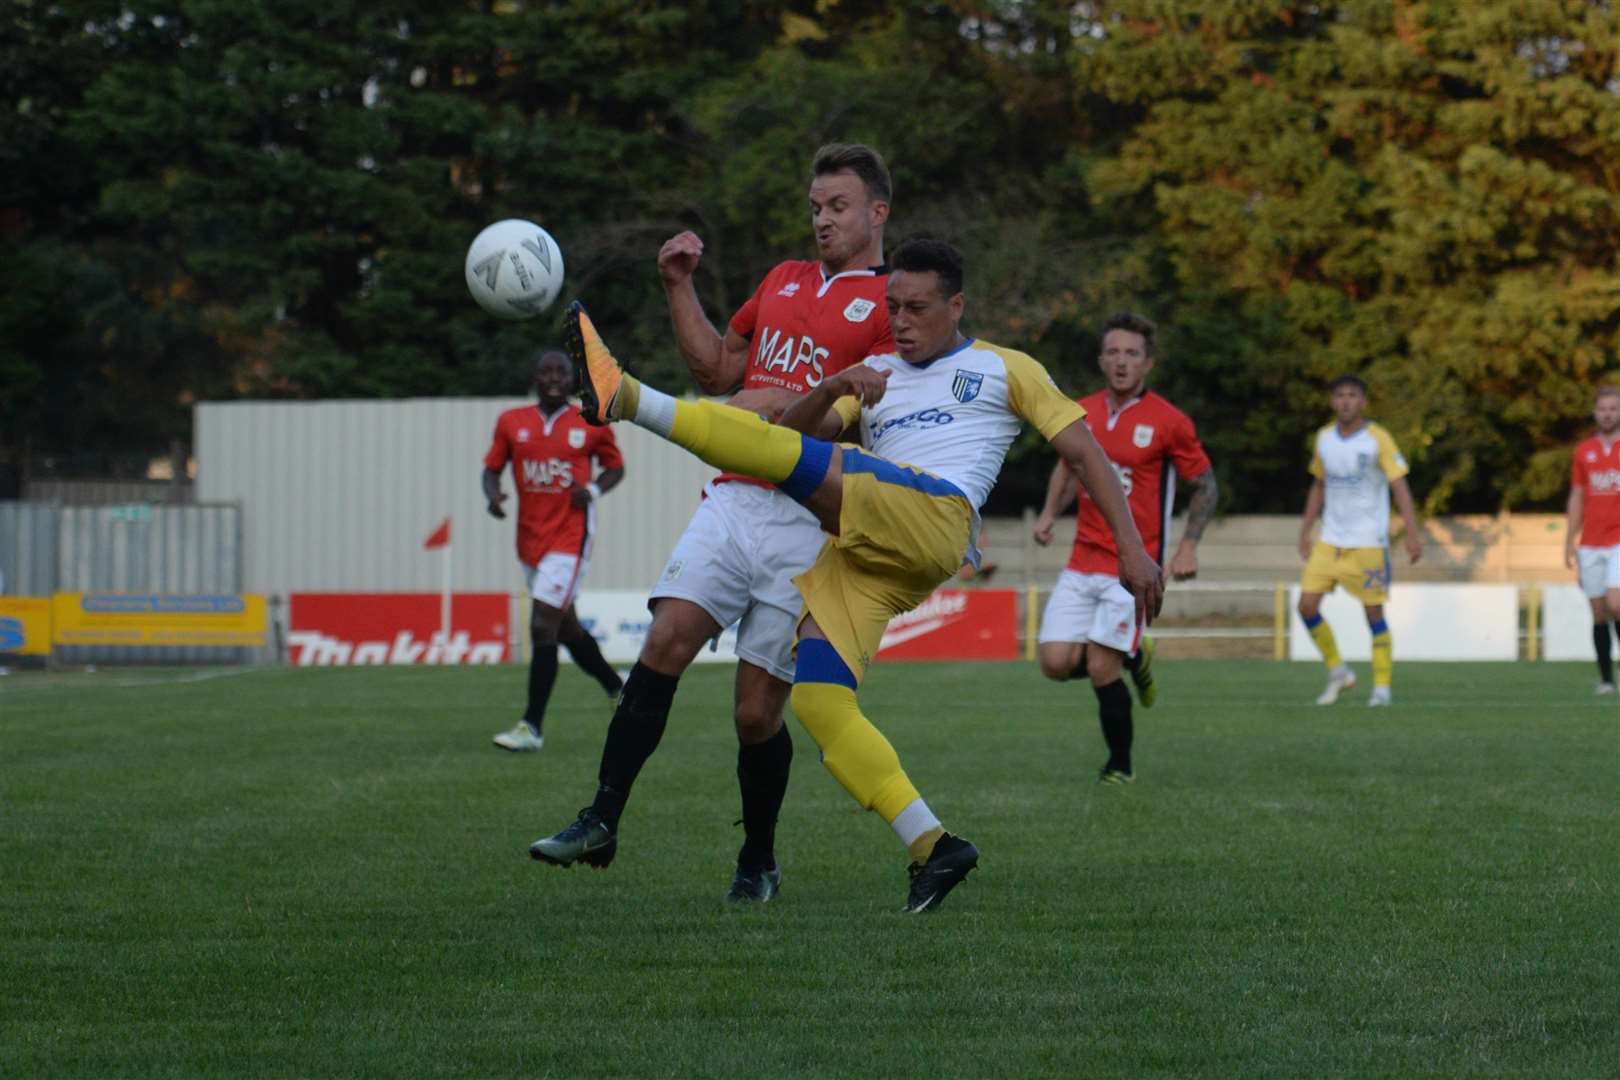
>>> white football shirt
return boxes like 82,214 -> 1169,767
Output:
1310,421 -> 1409,548
832,337 -> 1084,511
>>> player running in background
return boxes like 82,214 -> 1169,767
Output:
1563,386 -> 1620,695
1296,374 -> 1422,707
484,349 -> 625,751
545,238 -> 1163,911
1031,312 -> 1217,783
529,144 -> 895,903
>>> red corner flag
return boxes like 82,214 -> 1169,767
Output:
423,517 -> 451,549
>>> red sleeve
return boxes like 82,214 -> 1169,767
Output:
483,415 -> 511,472
1170,411 -> 1212,480
728,269 -> 773,339
1572,445 -> 1589,489
592,425 -> 624,472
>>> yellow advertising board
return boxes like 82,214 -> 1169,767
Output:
50,593 -> 268,647
0,597 -> 53,656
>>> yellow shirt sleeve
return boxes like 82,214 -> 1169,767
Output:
1370,424 -> 1410,480
1308,431 -> 1325,479
997,348 -> 1086,440
830,395 -> 862,429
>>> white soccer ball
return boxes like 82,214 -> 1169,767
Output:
464,219 -> 565,319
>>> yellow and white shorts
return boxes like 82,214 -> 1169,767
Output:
1301,541 -> 1391,604
793,446 -> 974,684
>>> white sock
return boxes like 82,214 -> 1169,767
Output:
891,798 -> 941,849
629,382 -> 676,437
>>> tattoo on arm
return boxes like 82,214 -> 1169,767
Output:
1183,472 -> 1219,541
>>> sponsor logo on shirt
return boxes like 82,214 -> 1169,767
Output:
872,406 -> 955,442
752,325 -> 828,387
951,370 -> 983,403
1132,424 -> 1154,448
844,298 -> 877,323
1589,469 -> 1620,494
521,458 -> 575,489
777,282 -> 800,297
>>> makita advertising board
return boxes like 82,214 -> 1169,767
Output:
288,593 -> 510,665
875,589 -> 1018,661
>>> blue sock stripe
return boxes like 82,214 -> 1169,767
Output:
779,435 -> 834,502
839,447 -> 967,499
794,638 -> 856,690
1302,612 -> 1324,630
1369,619 -> 1390,637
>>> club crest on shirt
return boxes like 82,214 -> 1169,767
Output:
843,298 -> 877,323
516,428 -> 531,442
951,370 -> 984,403
1132,424 -> 1154,448
568,428 -> 586,449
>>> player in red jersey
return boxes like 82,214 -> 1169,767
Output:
1564,386 -> 1620,695
1032,312 -> 1218,782
483,349 -> 626,752
529,144 -> 894,901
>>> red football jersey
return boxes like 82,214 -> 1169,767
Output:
1067,390 -> 1212,574
720,260 -> 893,486
1572,434 -> 1620,546
484,403 -> 624,565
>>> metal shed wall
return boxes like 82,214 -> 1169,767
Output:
194,398 -> 717,597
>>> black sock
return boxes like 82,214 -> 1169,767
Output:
736,725 -> 793,871
591,662 -> 680,827
1093,678 -> 1133,774
565,629 -> 622,695
1597,623 -> 1615,684
523,643 -> 559,732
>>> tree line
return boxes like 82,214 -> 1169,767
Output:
4,0 -> 1616,513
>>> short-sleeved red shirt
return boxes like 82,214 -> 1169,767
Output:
1572,434 -> 1620,547
721,260 -> 893,486
1067,390 -> 1212,574
484,403 -> 623,564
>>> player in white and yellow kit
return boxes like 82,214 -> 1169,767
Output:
542,239 -> 1164,912
1297,375 -> 1423,707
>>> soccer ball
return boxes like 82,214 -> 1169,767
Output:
464,219 -> 565,319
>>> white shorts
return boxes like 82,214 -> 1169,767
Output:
522,551 -> 587,610
649,480 -> 827,682
1037,569 -> 1142,653
1577,545 -> 1620,598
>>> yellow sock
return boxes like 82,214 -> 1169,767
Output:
789,682 -> 921,823
1307,619 -> 1342,668
1371,628 -> 1392,687
668,399 -> 805,484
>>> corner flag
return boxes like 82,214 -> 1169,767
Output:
423,517 -> 451,549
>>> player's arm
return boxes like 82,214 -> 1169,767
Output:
1390,475 -> 1423,564
1168,470 -> 1219,581
1298,477 -> 1324,560
1566,484 -> 1585,570
1031,460 -> 1079,546
571,465 -> 625,508
727,386 -> 804,422
779,366 -> 890,440
1050,419 -> 1164,622
482,468 -> 507,519
658,231 -> 749,395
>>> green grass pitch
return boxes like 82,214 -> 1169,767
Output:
3,659 -> 1614,1077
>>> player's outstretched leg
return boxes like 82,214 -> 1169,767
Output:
789,637 -> 978,913
567,302 -> 833,499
